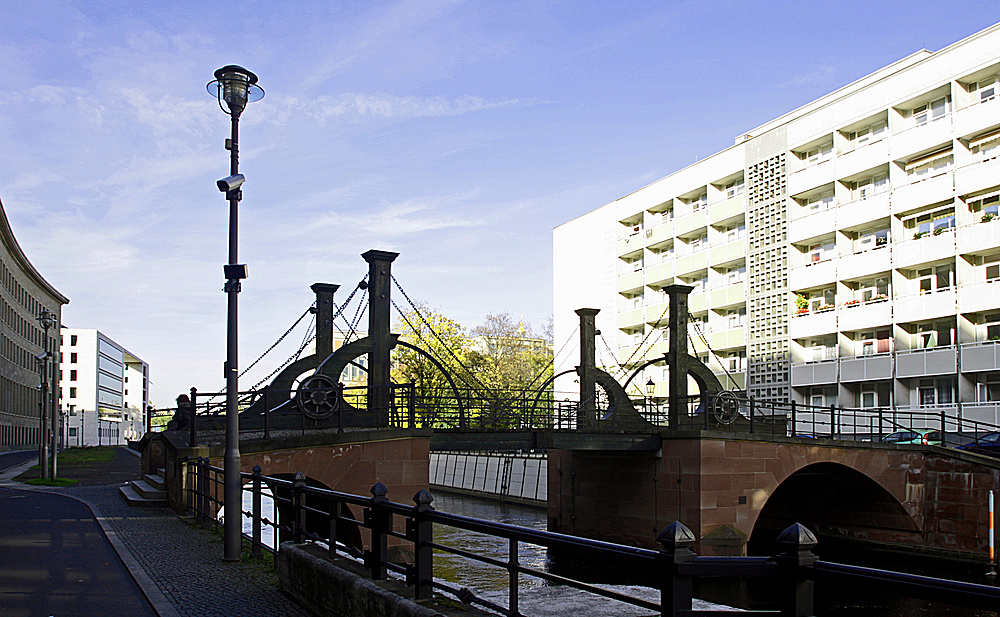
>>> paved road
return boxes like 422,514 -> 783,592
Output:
0,485 -> 158,617
0,450 -> 36,474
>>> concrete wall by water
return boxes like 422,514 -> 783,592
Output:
430,452 -> 546,506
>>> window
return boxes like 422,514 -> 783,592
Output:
727,350 -> 746,372
804,190 -> 834,212
799,142 -> 833,165
807,240 -> 836,263
860,383 -> 891,408
847,120 -> 887,148
70,335 -> 77,346
725,307 -> 746,329
970,192 -> 1000,219
723,179 -> 744,199
905,149 -> 953,178
857,330 -> 891,356
722,223 -> 746,242
808,288 -> 836,311
68,428 -> 77,437
70,370 -> 77,381
69,387 -> 77,398
917,321 -> 953,349
690,234 -> 708,252
917,378 -> 955,406
971,76 -> 997,104
70,353 -> 77,363
852,173 -> 888,200
986,255 -> 1000,282
855,227 -> 889,252
909,95 -> 950,127
970,131 -> 1000,159
857,277 -> 890,302
978,375 -> 1000,402
809,385 -> 837,408
984,313 -> 1000,341
689,193 -> 708,212
726,266 -> 745,286
904,207 -> 955,237
916,263 -> 953,294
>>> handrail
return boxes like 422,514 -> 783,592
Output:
186,459 -> 1000,616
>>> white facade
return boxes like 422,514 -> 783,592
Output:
554,23 -> 1000,422
59,329 -> 149,447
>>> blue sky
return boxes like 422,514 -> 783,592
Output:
1,1 -> 997,404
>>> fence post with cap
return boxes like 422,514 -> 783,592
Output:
657,521 -> 697,617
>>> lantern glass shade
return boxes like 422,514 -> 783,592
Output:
645,378 -> 655,397
206,65 -> 264,112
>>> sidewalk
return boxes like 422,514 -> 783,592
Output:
0,449 -> 310,617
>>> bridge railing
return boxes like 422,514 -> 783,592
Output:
185,458 -> 1000,616
675,393 -> 1000,447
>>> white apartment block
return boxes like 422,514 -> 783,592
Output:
554,23 -> 1000,425
59,329 -> 149,447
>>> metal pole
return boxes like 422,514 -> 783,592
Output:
224,110 -> 242,562
989,490 -> 997,577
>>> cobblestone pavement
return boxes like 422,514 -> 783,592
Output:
62,484 -> 312,617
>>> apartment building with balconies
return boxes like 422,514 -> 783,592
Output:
553,22 -> 1000,424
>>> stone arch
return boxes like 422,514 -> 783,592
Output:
266,472 -> 363,553
746,461 -> 919,555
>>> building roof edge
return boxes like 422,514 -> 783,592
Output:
0,197 -> 70,306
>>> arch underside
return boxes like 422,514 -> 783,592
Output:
748,462 -> 920,554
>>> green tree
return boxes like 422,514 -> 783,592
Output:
391,302 -> 471,427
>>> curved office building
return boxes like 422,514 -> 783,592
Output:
0,196 -> 69,452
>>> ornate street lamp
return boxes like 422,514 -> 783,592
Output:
645,378 -> 655,398
36,309 -> 58,480
207,65 -> 263,562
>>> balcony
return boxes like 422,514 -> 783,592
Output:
836,192 -> 890,230
956,219 -> 1000,256
890,172 -> 954,214
958,281 -> 1000,314
791,359 -> 838,387
894,288 -> 956,323
709,326 -> 745,350
790,307 -> 837,338
617,272 -> 643,293
645,262 -> 674,286
617,308 -> 644,329
960,341 -> 1000,373
789,208 -> 836,244
674,252 -> 708,277
892,230 -> 955,269
837,139 -> 889,179
789,259 -> 836,291
709,238 -> 746,266
617,343 -> 642,365
788,159 -> 834,196
838,298 -> 892,332
890,117 -> 953,161
955,157 -> 1000,198
708,195 -> 745,225
674,210 -> 709,237
839,353 -> 892,382
954,97 -> 1000,138
895,346 -> 957,378
645,223 -> 674,247
618,233 -> 643,256
689,291 -> 707,313
645,302 -> 669,325
838,247 -> 891,281
709,282 -> 745,309
959,402 -> 1000,426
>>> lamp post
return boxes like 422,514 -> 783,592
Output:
207,65 -> 263,562
36,309 -> 58,480
645,378 -> 655,420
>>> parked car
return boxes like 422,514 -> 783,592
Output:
881,430 -> 942,446
956,432 -> 1000,457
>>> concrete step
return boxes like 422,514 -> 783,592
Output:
143,473 -> 166,491
119,484 -> 168,508
131,479 -> 167,500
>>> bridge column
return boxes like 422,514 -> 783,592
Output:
575,308 -> 600,430
363,250 -> 399,426
663,284 -> 694,429
310,283 -> 340,359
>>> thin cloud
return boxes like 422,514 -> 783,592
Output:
780,64 -> 836,88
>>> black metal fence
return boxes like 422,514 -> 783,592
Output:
170,384 -> 1000,452
186,459 -> 1000,616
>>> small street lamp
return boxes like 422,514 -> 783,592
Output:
645,378 -> 656,420
207,65 -> 263,562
